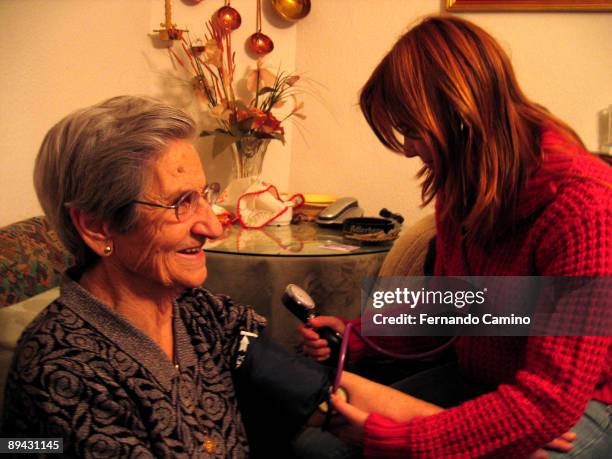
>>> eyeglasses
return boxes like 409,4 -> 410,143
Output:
132,182 -> 220,222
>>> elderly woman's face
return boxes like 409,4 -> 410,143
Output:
111,140 -> 222,292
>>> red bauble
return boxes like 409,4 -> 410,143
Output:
248,32 -> 274,55
216,6 -> 242,32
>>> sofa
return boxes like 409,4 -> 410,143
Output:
0,213 -> 435,415
0,216 -> 73,306
0,216 -> 73,413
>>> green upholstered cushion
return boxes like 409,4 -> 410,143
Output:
0,287 -> 59,413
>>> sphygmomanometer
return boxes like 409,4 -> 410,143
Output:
232,282 -> 455,449
233,328 -> 333,419
281,283 -> 457,400
231,326 -> 337,455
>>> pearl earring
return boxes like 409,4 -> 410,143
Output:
103,245 -> 113,255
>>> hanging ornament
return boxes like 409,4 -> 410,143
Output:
154,0 -> 187,41
247,0 -> 274,56
248,33 -> 274,56
215,2 -> 242,32
271,0 -> 311,22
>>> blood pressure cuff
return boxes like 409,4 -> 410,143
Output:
232,330 -> 333,452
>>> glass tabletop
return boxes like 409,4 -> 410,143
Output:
204,222 -> 394,257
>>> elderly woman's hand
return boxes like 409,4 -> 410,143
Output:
298,315 -> 346,362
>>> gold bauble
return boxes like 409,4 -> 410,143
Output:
271,0 -> 311,22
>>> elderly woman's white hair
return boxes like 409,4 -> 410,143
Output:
34,95 -> 196,267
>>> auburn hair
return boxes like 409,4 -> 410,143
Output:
360,15 -> 583,246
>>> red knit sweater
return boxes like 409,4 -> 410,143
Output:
347,130 -> 612,458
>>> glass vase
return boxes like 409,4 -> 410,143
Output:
231,136 -> 271,180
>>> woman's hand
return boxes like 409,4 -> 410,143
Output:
320,371 -> 443,446
326,391 -> 368,446
528,431 -> 576,459
298,315 -> 346,361
330,388 -> 576,457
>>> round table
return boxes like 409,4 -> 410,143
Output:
203,223 -> 392,349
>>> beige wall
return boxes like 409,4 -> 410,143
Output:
0,0 -> 296,226
1,0 -> 610,226
290,0 -> 612,221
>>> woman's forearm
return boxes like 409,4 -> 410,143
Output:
306,370 -> 443,427
339,371 -> 443,422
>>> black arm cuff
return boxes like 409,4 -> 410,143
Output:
233,330 -> 333,437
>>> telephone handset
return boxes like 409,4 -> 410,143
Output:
316,197 -> 364,226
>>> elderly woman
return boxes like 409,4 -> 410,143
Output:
0,96 -> 334,458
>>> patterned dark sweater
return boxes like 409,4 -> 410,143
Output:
1,274 -> 267,458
